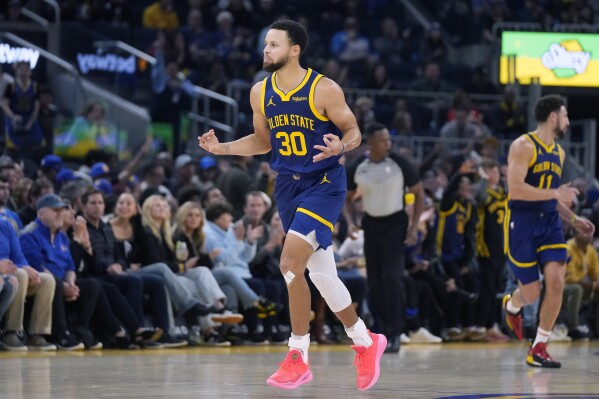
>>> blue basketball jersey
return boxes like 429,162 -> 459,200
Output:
435,201 -> 472,263
261,68 -> 342,175
508,132 -> 564,212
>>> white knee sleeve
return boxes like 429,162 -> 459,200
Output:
307,246 -> 352,313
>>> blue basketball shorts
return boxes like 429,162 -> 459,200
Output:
275,164 -> 346,249
504,208 -> 567,285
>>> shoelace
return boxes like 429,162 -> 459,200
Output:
278,357 -> 300,372
538,347 -> 554,360
354,352 -> 370,372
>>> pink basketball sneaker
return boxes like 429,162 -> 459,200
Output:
352,331 -> 387,391
266,349 -> 313,390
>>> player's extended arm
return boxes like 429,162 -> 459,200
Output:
198,82 -> 271,156
507,137 -> 577,203
313,78 -> 361,162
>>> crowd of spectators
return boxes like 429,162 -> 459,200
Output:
0,0 -> 598,350
0,124 -> 596,350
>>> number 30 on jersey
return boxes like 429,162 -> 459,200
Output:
276,131 -> 307,156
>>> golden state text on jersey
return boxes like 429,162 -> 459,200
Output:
508,132 -> 564,212
261,68 -> 342,175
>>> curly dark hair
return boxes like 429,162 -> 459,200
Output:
534,94 -> 566,123
269,19 -> 309,56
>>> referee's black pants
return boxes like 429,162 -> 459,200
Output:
363,210 -> 408,340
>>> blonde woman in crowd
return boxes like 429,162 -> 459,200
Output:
173,201 -> 276,319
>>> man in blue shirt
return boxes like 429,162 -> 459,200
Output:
1,218 -> 56,351
0,221 -> 19,342
20,194 -> 100,350
0,176 -> 23,232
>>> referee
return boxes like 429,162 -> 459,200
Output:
344,122 -> 424,353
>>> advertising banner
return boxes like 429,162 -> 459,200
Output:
500,31 -> 599,87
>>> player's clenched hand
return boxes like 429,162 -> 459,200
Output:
198,129 -> 223,154
554,183 -> 579,204
313,133 -> 343,162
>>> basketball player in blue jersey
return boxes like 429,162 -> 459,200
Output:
199,20 -> 386,391
503,95 -> 594,368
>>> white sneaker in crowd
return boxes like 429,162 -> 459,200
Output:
409,327 -> 443,343
549,324 -> 572,342
400,333 -> 411,344
486,324 -> 510,341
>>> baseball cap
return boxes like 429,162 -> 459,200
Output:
56,168 -> 79,184
93,178 -> 113,194
199,156 -> 217,170
36,193 -> 67,211
90,162 -> 110,178
175,154 -> 194,170
41,154 -> 63,171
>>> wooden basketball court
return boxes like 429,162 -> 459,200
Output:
1,341 -> 597,398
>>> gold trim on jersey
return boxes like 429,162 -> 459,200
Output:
476,206 -> 491,258
503,208 -> 537,268
487,186 -> 505,200
536,243 -> 567,253
558,144 -> 565,166
309,74 -> 329,121
529,132 -> 556,153
260,77 -> 268,116
435,203 -> 457,257
271,68 -> 312,101
296,207 -> 334,232
523,134 -> 537,168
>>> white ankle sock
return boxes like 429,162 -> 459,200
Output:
533,327 -> 550,347
288,333 -> 310,363
506,299 -> 521,315
345,318 -> 373,347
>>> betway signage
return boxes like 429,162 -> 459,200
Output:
77,52 -> 136,74
0,43 -> 40,69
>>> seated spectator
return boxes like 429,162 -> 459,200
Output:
11,177 -> 31,211
490,88 -> 527,138
167,154 -> 202,197
373,18 -> 405,65
81,188 -> 185,348
0,176 -> 22,231
412,61 -> 451,93
139,162 -> 175,203
65,202 -> 161,349
198,156 -> 220,187
434,162 -> 482,341
1,218 -> 56,351
204,201 -> 284,340
438,107 -> 489,156
215,156 -> 255,221
174,201 -> 275,317
20,194 -> 99,350
322,59 -> 348,87
392,99 -> 415,138
110,193 -> 223,331
142,0 -> 179,30
463,65 -> 498,96
0,229 -> 19,345
38,154 -> 62,181
330,17 -> 371,63
352,97 -> 376,133
418,22 -> 447,65
18,177 -> 54,226
565,227 -> 599,338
